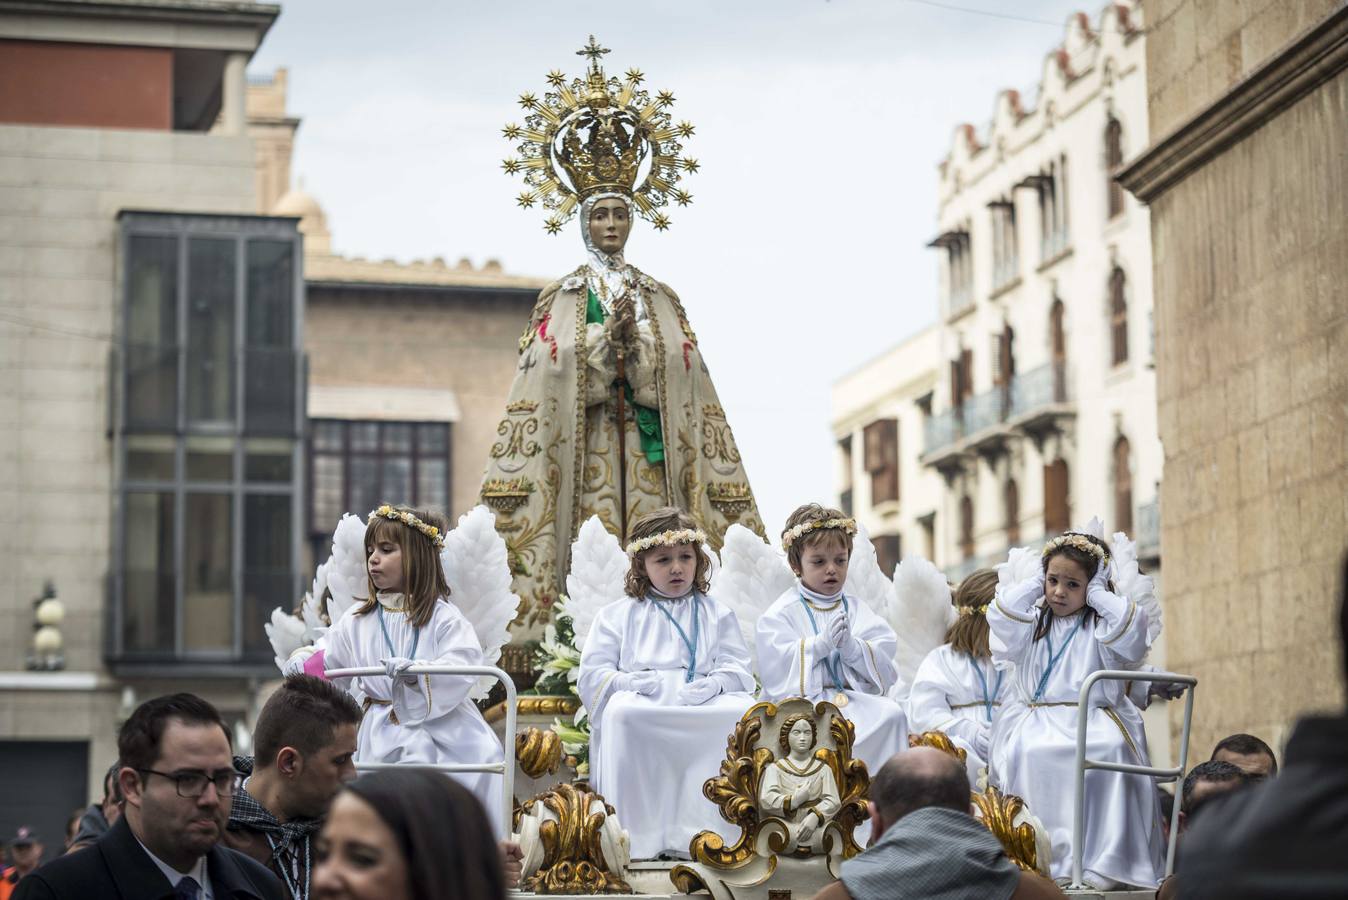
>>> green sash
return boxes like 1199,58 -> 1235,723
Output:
587,289 -> 664,464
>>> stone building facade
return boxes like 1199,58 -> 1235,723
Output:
1120,0 -> 1348,757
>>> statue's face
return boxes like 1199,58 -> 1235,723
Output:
588,198 -> 631,255
789,719 -> 814,754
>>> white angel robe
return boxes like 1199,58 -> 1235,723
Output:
759,757 -> 842,853
323,593 -> 505,828
987,582 -> 1162,888
755,585 -> 908,776
577,591 -> 756,859
907,644 -> 1006,784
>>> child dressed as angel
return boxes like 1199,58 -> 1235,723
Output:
758,713 -> 842,854
577,506 -> 756,860
287,504 -> 505,822
987,529 -> 1162,890
755,504 -> 907,776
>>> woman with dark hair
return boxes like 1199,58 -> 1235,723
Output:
311,770 -> 504,900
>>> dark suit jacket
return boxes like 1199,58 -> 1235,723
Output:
13,816 -> 286,900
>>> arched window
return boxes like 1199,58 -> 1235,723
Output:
1105,116 -> 1125,219
1044,458 -> 1071,534
1114,436 -> 1133,535
959,495 -> 975,561
1110,267 -> 1128,366
1005,478 -> 1020,545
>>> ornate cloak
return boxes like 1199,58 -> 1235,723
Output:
480,264 -> 764,629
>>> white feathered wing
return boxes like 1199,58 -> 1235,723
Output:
326,513 -> 369,626
843,523 -> 893,618
441,505 -> 522,699
713,523 -> 795,671
265,607 -> 306,672
561,516 -> 629,651
1109,529 -> 1162,646
887,556 -> 956,698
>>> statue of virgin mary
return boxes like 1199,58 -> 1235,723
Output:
480,37 -> 764,627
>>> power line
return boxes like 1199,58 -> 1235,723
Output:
898,0 -> 1143,35
0,311 -> 113,343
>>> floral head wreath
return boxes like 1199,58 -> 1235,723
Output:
369,505 -> 446,551
781,517 -> 858,552
625,528 -> 706,557
958,604 -> 990,617
1041,532 -> 1109,566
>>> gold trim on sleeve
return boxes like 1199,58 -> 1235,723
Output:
1100,600 -> 1138,646
995,598 -> 1036,624
798,640 -> 806,697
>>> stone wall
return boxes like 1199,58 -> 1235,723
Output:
1127,1 -> 1348,759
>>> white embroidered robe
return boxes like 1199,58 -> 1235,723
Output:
754,586 -> 908,778
577,592 -> 755,859
907,644 -> 1007,784
987,582 -> 1162,887
323,594 -> 505,830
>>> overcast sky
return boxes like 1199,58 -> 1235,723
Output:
251,0 -> 1099,532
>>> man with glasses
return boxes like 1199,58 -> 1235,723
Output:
15,693 -> 285,899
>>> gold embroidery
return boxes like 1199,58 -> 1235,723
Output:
1100,600 -> 1138,646
490,413 -> 541,465
1102,705 -> 1143,764
995,598 -> 1036,624
798,640 -> 806,696
708,482 -> 754,520
481,477 -> 534,513
950,700 -> 1003,709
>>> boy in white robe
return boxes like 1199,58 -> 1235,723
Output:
577,507 -> 756,860
987,531 -> 1162,890
755,503 -> 907,779
907,567 -> 1006,784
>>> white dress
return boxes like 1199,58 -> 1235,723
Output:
577,591 -> 756,859
323,593 -> 505,828
907,644 -> 1005,784
987,581 -> 1163,888
754,585 -> 908,776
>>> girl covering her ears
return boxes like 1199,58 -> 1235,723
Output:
987,531 -> 1162,890
907,567 -> 1006,785
311,505 -> 504,827
754,503 -> 907,780
576,506 -> 756,860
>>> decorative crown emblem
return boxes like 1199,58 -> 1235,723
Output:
502,35 -> 699,234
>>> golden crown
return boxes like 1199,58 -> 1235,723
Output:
502,35 -> 698,234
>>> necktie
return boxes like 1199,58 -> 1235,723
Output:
174,875 -> 201,899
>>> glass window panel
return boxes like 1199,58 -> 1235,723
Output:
350,422 -> 378,452
122,491 -> 175,652
243,346 -> 295,435
126,235 -> 178,429
186,436 -> 234,482
183,493 -> 233,652
383,457 -> 412,507
416,458 -> 448,510
313,420 -> 344,452
416,423 -> 448,455
349,457 -> 380,519
125,434 -> 176,481
383,422 -> 412,454
312,455 -> 345,535
186,238 -> 236,424
245,438 -> 293,482
244,494 -> 293,654
246,239 -> 293,348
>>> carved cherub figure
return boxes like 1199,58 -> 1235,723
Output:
758,713 -> 842,853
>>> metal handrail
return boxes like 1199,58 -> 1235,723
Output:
1070,669 -> 1196,889
324,664 -> 517,835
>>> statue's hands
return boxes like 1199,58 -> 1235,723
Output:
790,786 -> 811,808
797,817 -> 817,844
608,297 -> 637,346
806,779 -> 823,802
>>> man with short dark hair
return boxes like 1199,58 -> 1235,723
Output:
224,676 -> 361,899
1180,760 -> 1251,825
1209,733 -> 1278,780
15,693 -> 285,900
812,747 -> 1064,900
